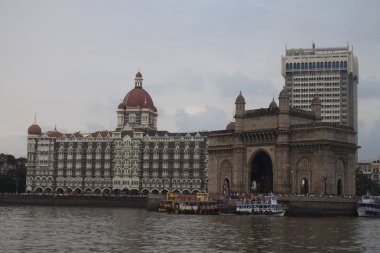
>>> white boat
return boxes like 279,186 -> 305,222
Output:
357,193 -> 380,217
235,194 -> 285,216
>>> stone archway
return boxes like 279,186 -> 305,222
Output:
223,179 -> 230,195
219,160 -> 232,194
250,151 -> 273,193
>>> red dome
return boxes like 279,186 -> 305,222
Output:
118,102 -> 125,109
123,87 -> 157,112
136,71 -> 142,78
28,124 -> 41,135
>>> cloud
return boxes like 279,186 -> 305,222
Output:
0,0 -> 380,162
175,106 -> 230,132
358,118 -> 380,160
358,77 -> 380,99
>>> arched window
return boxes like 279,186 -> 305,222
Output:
344,61 -> 347,68
309,62 -> 312,69
324,62 -> 328,68
317,62 -> 320,68
340,61 -> 344,68
301,63 -> 304,69
312,62 -> 316,69
297,63 -> 300,69
332,61 -> 335,68
336,61 -> 339,68
286,63 -> 289,70
289,63 -> 292,69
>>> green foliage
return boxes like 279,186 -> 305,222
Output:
0,156 -> 26,193
356,168 -> 380,196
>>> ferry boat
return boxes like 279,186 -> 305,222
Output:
357,193 -> 380,217
235,194 -> 285,216
158,193 -> 221,215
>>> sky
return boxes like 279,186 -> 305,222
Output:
0,0 -> 379,160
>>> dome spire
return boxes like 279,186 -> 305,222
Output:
135,70 -> 143,88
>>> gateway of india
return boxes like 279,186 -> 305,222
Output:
208,44 -> 359,196
208,89 -> 357,196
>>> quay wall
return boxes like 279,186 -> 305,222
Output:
0,194 -> 358,216
278,196 -> 358,216
0,194 -> 148,208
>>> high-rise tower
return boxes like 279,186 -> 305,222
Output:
281,44 -> 358,130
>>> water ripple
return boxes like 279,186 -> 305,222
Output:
1,206 -> 379,253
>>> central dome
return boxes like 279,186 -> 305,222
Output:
121,71 -> 157,112
123,88 -> 157,112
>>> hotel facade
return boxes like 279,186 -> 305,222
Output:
26,72 -> 208,195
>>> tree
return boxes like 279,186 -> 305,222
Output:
0,155 -> 26,193
356,168 -> 380,196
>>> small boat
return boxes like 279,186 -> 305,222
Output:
357,193 -> 380,217
235,194 -> 285,216
158,193 -> 221,215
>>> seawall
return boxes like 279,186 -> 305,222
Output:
278,196 -> 358,216
0,194 -> 359,216
0,194 -> 148,208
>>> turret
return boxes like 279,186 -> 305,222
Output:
235,91 -> 246,117
278,86 -> 290,112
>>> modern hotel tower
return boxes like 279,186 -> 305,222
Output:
281,44 -> 358,131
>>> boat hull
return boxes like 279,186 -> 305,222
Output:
235,209 -> 285,217
357,207 -> 380,217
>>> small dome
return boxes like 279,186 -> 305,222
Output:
226,122 -> 235,130
269,98 -> 278,109
279,86 -> 288,97
135,71 -> 142,78
28,124 -> 41,135
118,102 -> 125,110
235,91 -> 245,103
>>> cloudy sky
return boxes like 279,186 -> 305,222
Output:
1,0 -> 379,160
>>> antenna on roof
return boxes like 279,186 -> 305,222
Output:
54,125 -> 57,131
34,113 -> 37,124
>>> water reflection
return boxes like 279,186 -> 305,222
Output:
1,206 -> 379,252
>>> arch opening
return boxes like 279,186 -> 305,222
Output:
337,179 -> 343,196
250,151 -> 273,193
301,178 -> 309,195
223,179 -> 230,195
